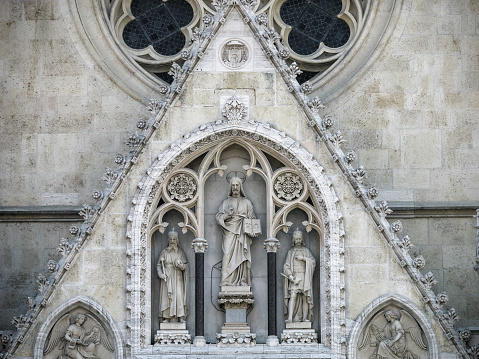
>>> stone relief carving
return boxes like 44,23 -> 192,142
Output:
216,175 -> 258,286
128,123 -> 345,349
274,172 -> 303,201
43,312 -> 114,359
167,173 -> 197,202
283,229 -> 316,323
221,97 -> 248,125
358,308 -> 428,359
157,229 -> 189,323
220,39 -> 249,69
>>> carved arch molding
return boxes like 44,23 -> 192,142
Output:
127,121 -> 345,353
33,296 -> 124,359
349,294 -> 439,359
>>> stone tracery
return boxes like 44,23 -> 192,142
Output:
126,121 -> 345,351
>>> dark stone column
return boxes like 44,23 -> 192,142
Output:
192,238 -> 208,347
264,238 -> 280,347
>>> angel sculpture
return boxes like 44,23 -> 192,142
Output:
44,313 -> 114,359
359,310 -> 427,359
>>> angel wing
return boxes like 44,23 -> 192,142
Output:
44,314 -> 70,354
86,314 -> 115,352
358,329 -> 372,350
358,312 -> 388,350
400,310 -> 427,350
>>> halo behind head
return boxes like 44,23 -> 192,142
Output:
226,171 -> 246,184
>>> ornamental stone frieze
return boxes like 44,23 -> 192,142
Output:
218,291 -> 255,310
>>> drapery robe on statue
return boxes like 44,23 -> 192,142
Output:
376,320 -> 408,359
216,196 -> 256,286
157,246 -> 189,320
283,245 -> 316,322
62,323 -> 98,359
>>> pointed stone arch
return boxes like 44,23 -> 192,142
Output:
126,120 -> 346,354
348,293 -> 439,359
33,296 -> 124,359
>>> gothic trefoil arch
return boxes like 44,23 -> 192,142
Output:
126,121 -> 346,353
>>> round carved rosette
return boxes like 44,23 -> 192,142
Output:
273,171 -> 304,202
166,172 -> 198,203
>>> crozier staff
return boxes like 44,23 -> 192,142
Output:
216,174 -> 257,286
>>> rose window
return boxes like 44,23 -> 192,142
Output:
279,0 -> 350,56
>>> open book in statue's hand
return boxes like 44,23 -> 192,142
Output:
243,218 -> 261,236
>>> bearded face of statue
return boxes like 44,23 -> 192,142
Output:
168,233 -> 179,249
230,179 -> 241,197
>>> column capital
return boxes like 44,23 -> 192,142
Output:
192,238 -> 208,253
264,238 -> 280,253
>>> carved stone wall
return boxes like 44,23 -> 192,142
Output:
127,121 -> 345,352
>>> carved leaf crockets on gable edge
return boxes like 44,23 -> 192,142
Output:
5,1 -> 469,358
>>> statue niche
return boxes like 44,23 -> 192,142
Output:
147,138 -> 326,345
358,306 -> 428,359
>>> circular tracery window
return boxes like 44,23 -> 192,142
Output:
279,0 -> 350,56
107,0 -> 371,89
123,0 -> 194,56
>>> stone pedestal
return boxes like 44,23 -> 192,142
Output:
280,321 -> 318,344
216,286 -> 256,347
154,322 -> 191,345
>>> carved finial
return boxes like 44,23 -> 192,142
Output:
191,28 -> 207,45
351,166 -> 367,183
212,0 -> 229,11
420,271 -> 438,290
147,99 -> 162,115
102,168 -> 118,185
375,201 -> 392,218
168,62 -> 185,83
78,204 -> 95,221
11,315 -> 32,331
307,97 -> 325,114
329,131 -> 346,149
57,238 -> 73,257
125,133 -> 146,151
397,235 -> 414,254
286,62 -> 302,79
443,308 -> 459,327
36,274 -> 49,294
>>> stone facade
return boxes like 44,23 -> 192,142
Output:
0,1 -> 478,359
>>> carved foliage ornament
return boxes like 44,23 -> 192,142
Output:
222,97 -> 248,125
274,172 -> 303,201
167,173 -> 197,202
